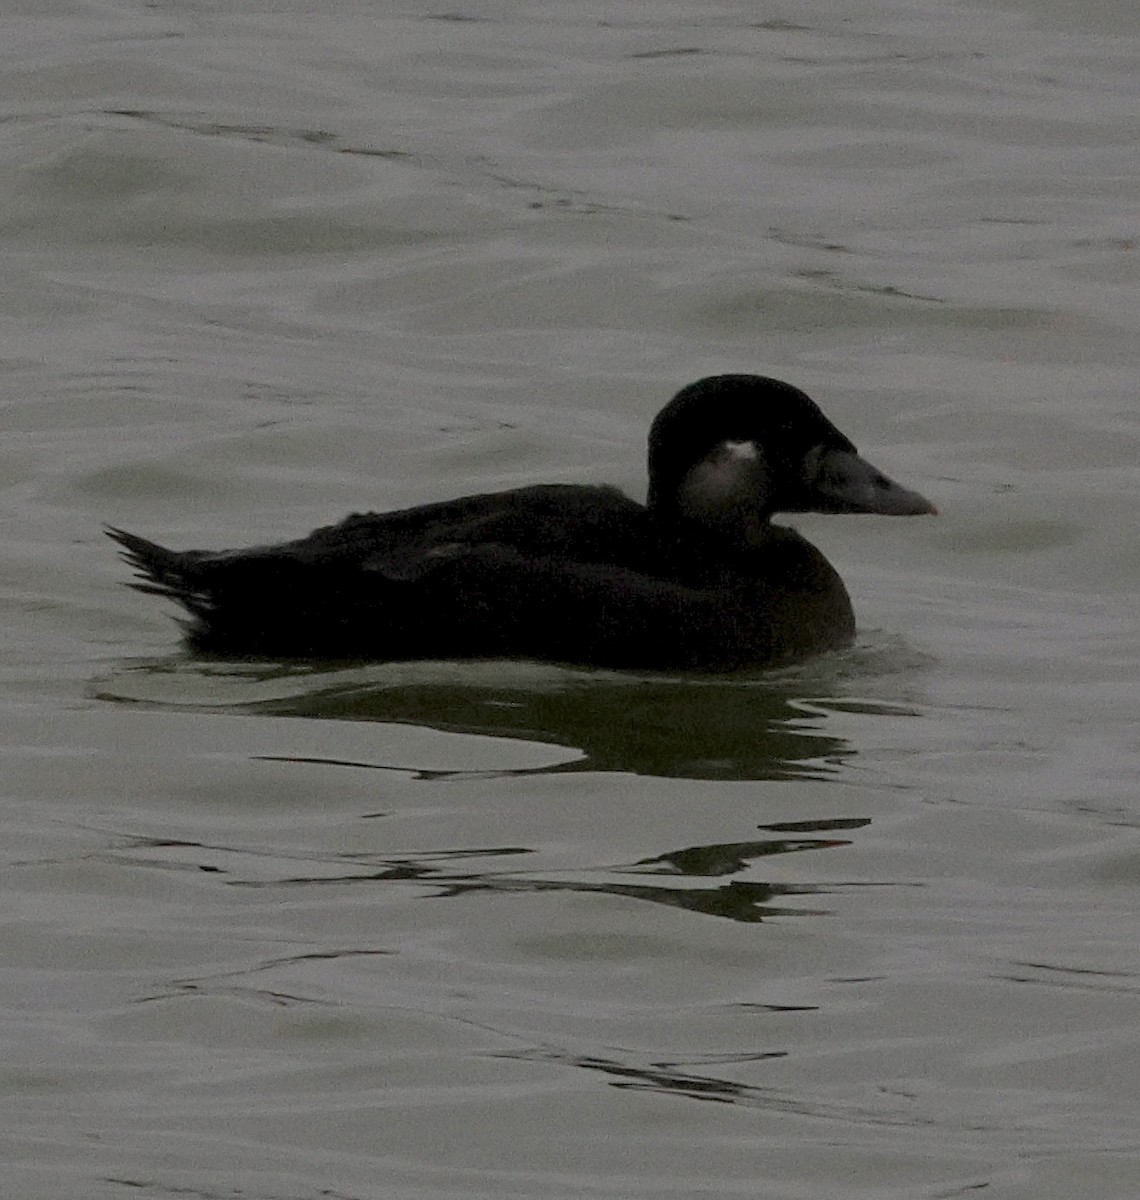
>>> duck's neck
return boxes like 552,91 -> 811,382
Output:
648,507 -> 783,578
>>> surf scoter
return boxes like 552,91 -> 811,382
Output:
107,374 -> 934,670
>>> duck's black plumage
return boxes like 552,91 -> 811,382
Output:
108,374 -> 934,670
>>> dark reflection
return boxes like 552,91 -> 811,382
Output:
101,638 -> 930,781
434,876 -> 823,923
215,832 -> 868,923
632,831 -> 864,876
760,817 -> 870,833
136,946 -> 394,1008
105,109 -> 410,158
496,1044 -> 925,1126
499,1045 -> 787,1105
996,960 -> 1138,994
248,674 -> 852,781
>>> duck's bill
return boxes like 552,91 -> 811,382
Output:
802,447 -> 937,516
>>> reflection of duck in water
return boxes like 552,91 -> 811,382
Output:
108,374 -> 934,670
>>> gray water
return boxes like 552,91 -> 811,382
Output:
3,1 -> 1139,1197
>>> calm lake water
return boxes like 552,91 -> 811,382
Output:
3,1 -> 1139,1197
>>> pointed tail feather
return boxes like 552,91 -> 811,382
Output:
105,526 -> 204,606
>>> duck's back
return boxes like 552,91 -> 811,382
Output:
291,483 -> 652,572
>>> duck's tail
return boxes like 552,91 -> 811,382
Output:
105,526 -> 202,607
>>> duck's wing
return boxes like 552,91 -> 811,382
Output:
108,533 -> 849,669
390,530 -> 854,670
107,484 -> 657,657
374,544 -> 755,669
180,540 -> 759,666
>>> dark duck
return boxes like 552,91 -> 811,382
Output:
108,374 -> 935,670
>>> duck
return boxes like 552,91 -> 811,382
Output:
107,374 -> 934,670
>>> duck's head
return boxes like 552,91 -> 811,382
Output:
647,375 -> 934,539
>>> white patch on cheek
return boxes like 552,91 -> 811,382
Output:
722,439 -> 758,462
679,440 -> 768,521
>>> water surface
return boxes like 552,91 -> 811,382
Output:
2,2 -> 1139,1197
